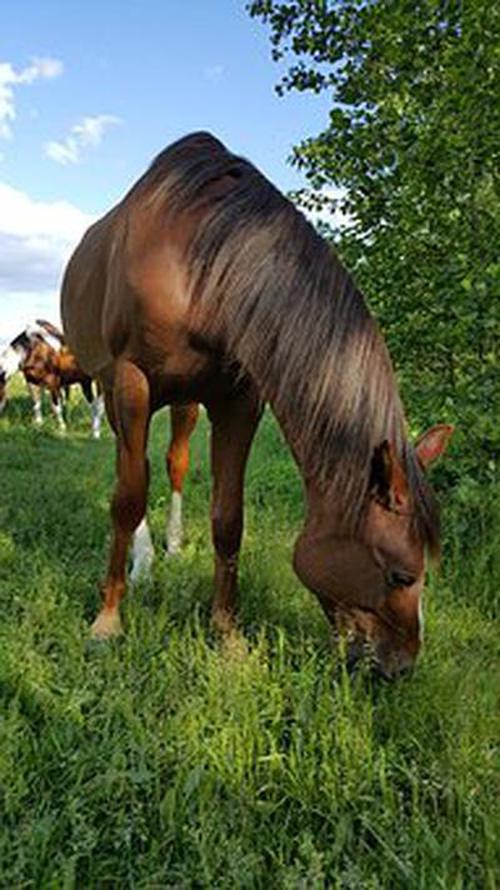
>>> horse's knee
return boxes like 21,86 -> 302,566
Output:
112,458 -> 149,533
212,512 -> 242,559
112,488 -> 147,533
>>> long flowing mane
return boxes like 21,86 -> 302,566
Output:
125,132 -> 440,552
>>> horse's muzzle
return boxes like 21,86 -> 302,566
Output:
346,638 -> 416,681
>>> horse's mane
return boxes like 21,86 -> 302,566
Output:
35,319 -> 66,344
128,132 -> 440,552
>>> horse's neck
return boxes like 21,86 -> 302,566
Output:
267,398 -> 324,487
268,393 -> 368,540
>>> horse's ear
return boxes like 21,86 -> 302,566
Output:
370,440 -> 408,507
415,424 -> 454,470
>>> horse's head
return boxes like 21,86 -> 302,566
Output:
294,424 -> 453,679
0,339 -> 27,412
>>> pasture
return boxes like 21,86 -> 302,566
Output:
0,382 -> 498,888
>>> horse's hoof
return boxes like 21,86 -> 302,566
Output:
221,629 -> 248,661
90,609 -> 123,640
212,607 -> 236,637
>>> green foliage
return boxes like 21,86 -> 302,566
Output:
249,0 -> 499,485
0,390 -> 499,887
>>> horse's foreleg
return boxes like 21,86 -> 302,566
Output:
28,383 -> 43,426
165,403 -> 199,556
208,389 -> 262,635
91,362 -> 150,639
105,385 -> 153,586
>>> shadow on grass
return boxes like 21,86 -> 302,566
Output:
0,420 -> 112,622
0,396 -> 331,654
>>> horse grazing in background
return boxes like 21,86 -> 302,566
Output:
0,320 -> 104,438
62,132 -> 453,678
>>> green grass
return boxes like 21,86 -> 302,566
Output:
0,382 -> 498,888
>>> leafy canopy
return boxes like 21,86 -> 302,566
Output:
249,0 -> 499,484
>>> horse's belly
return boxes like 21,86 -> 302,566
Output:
129,324 -> 221,408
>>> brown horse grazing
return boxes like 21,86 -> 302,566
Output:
0,320 -> 104,437
61,132 -> 453,678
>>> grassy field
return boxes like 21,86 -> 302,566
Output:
0,383 -> 498,888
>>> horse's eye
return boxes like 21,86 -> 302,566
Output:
386,569 -> 416,589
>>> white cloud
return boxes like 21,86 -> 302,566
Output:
45,114 -> 121,165
0,181 -> 93,341
15,57 -> 63,84
203,65 -> 224,82
44,139 -> 78,165
0,57 -> 63,140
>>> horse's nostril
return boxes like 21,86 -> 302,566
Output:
346,648 -> 362,675
345,639 -> 377,677
370,661 -> 396,682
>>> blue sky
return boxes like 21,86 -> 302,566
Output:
0,1 -> 333,342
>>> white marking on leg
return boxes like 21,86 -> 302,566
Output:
30,385 -> 43,426
51,396 -> 66,432
91,393 -> 105,439
166,490 -> 183,556
130,517 -> 154,583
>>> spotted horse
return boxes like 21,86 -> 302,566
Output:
0,319 -> 104,437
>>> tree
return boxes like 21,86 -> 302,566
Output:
249,0 -> 499,484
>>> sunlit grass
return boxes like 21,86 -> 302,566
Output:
0,379 -> 498,887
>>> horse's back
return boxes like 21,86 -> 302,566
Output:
62,131 -> 265,397
62,186 -> 210,396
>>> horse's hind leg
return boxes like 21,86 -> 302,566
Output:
165,403 -> 199,556
49,384 -> 66,433
208,388 -> 262,635
28,383 -> 43,426
90,383 -> 105,440
82,377 -> 105,439
91,361 -> 150,639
